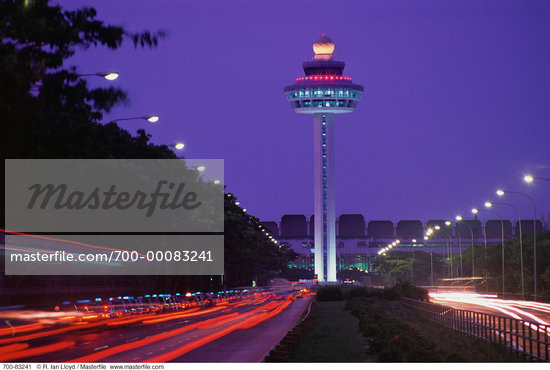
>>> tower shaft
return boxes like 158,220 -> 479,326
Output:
313,113 -> 336,281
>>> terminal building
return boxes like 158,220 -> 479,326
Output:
262,214 -> 545,273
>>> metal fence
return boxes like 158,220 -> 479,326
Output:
401,297 -> 550,361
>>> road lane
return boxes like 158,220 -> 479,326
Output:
176,295 -> 312,362
429,292 -> 550,324
0,291 -> 310,362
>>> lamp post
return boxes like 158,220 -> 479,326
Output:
439,230 -> 454,279
524,175 -> 550,183
411,238 -> 417,282
422,233 -> 429,284
472,208 -> 491,293
498,189 -> 538,301
78,72 -> 119,80
424,227 -> 435,286
443,220 -> 454,279
490,201 -> 524,300
455,215 -> 475,277
455,229 -> 463,277
484,202 -> 507,298
112,115 -> 159,123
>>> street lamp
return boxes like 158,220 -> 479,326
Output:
171,143 -> 185,150
497,189 -> 538,300
435,223 -> 454,279
112,115 -> 159,123
472,208 -> 489,292
455,215 -> 475,278
78,72 -> 119,80
490,201 -> 524,300
423,230 -> 434,286
483,203 -> 506,297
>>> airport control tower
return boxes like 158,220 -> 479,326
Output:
284,35 -> 363,282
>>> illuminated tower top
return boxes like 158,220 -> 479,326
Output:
312,34 -> 335,60
284,34 -> 363,114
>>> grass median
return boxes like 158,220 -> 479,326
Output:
289,300 -> 368,362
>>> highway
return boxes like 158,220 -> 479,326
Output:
429,292 -> 550,325
428,291 -> 550,360
0,291 -> 312,362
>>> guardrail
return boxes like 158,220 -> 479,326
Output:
401,297 -> 550,361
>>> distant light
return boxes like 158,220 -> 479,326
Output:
445,221 -> 452,226
235,202 -> 240,205
412,239 -> 417,243
242,208 -> 247,212
396,240 -> 400,244
424,236 -> 429,240
102,72 -> 119,80
524,175 -> 534,183
455,215 -> 463,221
146,115 -> 159,123
196,165 -> 206,172
485,201 -> 493,208
434,225 -> 441,230
471,208 -> 479,214
392,242 -> 396,246
213,180 -> 221,184
496,189 -> 505,196
174,143 -> 185,150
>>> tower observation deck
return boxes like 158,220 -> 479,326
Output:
284,35 -> 363,282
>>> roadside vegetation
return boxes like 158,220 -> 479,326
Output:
289,300 -> 367,362
291,283 -> 526,362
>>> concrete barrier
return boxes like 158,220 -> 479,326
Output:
263,300 -> 318,362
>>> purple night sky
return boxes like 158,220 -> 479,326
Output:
58,0 -> 549,224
